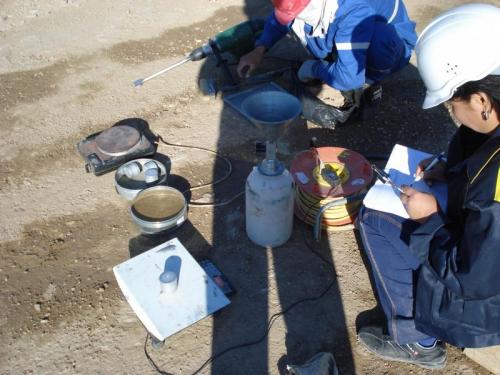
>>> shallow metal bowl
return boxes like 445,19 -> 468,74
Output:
129,186 -> 187,235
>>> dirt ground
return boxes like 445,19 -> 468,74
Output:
1,0 -> 499,374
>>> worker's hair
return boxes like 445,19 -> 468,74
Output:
451,76 -> 500,105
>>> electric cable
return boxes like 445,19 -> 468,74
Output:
143,201 -> 345,375
144,333 -> 174,375
189,267 -> 336,375
144,139 -> 389,372
295,184 -> 368,228
141,159 -> 379,374
156,135 -> 244,207
223,55 -> 301,66
263,55 -> 303,65
144,250 -> 338,375
292,147 -> 374,229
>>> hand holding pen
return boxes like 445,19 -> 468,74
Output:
400,185 -> 439,223
371,164 -> 408,196
415,151 -> 446,184
371,164 -> 438,222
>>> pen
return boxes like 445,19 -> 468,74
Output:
371,165 -> 407,195
415,151 -> 445,182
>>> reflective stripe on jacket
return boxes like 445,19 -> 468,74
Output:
255,0 -> 417,91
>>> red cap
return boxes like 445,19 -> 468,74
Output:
273,0 -> 311,25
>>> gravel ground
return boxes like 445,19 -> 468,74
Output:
1,0 -> 498,374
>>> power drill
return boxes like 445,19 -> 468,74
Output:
134,19 -> 265,87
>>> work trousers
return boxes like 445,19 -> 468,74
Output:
365,21 -> 410,84
356,207 -> 435,344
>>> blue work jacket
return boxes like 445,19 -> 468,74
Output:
411,125 -> 500,348
256,0 -> 417,90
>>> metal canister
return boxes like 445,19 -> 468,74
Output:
144,167 -> 159,184
144,161 -> 159,184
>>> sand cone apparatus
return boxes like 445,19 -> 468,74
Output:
290,147 -> 373,228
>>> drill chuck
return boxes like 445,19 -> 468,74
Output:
189,43 -> 213,61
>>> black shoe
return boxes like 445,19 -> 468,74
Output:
358,326 -> 447,370
362,84 -> 382,106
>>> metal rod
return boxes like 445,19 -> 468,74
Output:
134,56 -> 193,87
314,199 -> 348,242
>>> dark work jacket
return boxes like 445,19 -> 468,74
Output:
410,125 -> 500,348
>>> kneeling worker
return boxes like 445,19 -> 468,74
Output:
237,0 -> 417,129
357,4 -> 500,370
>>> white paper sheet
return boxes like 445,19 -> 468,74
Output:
363,144 -> 448,218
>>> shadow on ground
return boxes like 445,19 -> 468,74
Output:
130,1 -> 456,373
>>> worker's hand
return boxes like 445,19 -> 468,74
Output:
237,46 -> 266,78
297,60 -> 318,82
415,157 -> 446,185
400,186 -> 439,223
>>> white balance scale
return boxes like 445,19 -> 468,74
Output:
113,238 -> 230,341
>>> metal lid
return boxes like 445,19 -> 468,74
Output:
290,147 -> 373,198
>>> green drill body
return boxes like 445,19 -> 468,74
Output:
134,19 -> 265,87
189,19 -> 265,61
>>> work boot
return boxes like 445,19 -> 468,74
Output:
358,326 -> 447,370
363,83 -> 383,106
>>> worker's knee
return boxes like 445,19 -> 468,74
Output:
366,22 -> 407,81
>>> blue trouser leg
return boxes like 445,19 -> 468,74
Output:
357,207 -> 435,344
365,21 -> 408,84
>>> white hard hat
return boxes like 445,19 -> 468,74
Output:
416,3 -> 500,109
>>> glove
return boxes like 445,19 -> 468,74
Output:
297,60 -> 319,82
237,46 -> 266,78
299,89 -> 353,130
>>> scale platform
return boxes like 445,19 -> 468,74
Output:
113,238 -> 230,341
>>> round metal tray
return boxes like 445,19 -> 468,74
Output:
129,186 -> 187,235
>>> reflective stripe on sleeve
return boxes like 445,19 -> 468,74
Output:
335,42 -> 370,50
494,166 -> 500,202
387,0 -> 399,23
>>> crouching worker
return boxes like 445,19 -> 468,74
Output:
237,0 -> 417,129
356,4 -> 500,370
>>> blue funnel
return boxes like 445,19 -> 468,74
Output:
242,91 -> 302,142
